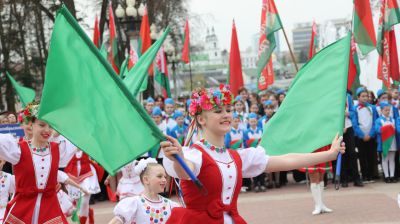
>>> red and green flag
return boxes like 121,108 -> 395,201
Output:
228,20 -> 244,96
137,5 -> 152,91
120,46 -> 139,79
6,72 -> 36,107
182,18 -> 190,64
154,47 -> 171,98
108,3 -> 120,74
229,139 -> 243,150
247,139 -> 260,148
38,6 -> 164,175
353,0 -> 377,55
256,0 -> 282,92
377,0 -> 400,88
348,35 -> 361,91
260,34 -> 351,155
308,20 -> 318,59
93,15 -> 100,48
381,124 -> 395,158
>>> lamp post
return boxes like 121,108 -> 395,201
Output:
164,42 -> 180,98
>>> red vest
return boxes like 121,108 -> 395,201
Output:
4,140 -> 67,224
167,144 -> 246,224
64,152 -> 93,183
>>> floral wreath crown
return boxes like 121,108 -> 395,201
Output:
188,84 -> 234,116
19,101 -> 40,124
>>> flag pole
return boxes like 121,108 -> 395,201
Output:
281,27 -> 299,72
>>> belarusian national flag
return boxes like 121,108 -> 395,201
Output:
138,6 -> 152,56
377,0 -> 400,87
308,20 -> 318,59
228,20 -> 244,96
93,15 -> 100,48
108,3 -> 120,74
381,124 -> 395,158
6,72 -> 36,107
260,33 -> 351,155
230,139 -> 243,150
353,0 -> 377,55
256,0 -> 282,92
154,47 -> 171,98
120,46 -> 139,79
124,28 -> 170,97
182,18 -> 190,64
38,6 -> 164,175
348,35 -> 361,90
258,59 -> 274,90
389,30 -> 400,82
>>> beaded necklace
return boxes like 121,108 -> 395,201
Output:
200,139 -> 226,153
141,195 -> 169,224
29,142 -> 49,153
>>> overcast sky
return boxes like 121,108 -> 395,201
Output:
189,0 -> 353,51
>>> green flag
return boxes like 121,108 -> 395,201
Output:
123,28 -> 170,97
260,33 -> 351,156
6,72 -> 35,107
38,6 -> 164,175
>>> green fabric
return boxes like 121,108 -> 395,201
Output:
382,136 -> 394,158
6,72 -> 35,107
377,5 -> 400,54
256,13 -> 282,92
99,44 -> 108,59
119,57 -> 129,79
259,33 -> 351,156
154,66 -> 171,98
123,28 -> 170,97
38,6 -> 164,175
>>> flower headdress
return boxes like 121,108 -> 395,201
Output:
19,101 -> 39,124
188,84 -> 234,116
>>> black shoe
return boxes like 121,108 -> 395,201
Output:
384,178 -> 390,183
89,198 -> 95,205
354,180 -> 364,187
341,182 -> 348,188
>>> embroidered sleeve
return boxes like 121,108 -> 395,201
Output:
57,136 -> 78,167
163,147 -> 202,178
0,134 -> 21,165
113,197 -> 138,223
238,145 -> 269,178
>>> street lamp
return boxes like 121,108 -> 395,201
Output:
164,42 -> 180,98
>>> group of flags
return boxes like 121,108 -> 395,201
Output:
6,1 -> 397,173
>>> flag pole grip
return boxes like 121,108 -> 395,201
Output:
173,154 -> 208,195
334,153 -> 342,190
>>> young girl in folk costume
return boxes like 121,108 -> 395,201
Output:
0,159 -> 15,223
57,170 -> 90,218
160,85 -> 345,224
224,112 -> 244,150
244,113 -> 266,192
376,102 -> 398,183
109,158 -> 180,224
233,96 -> 248,131
64,149 -> 101,224
108,160 -> 144,200
0,102 -> 78,224
167,111 -> 188,146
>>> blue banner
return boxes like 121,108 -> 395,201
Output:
0,124 -> 24,138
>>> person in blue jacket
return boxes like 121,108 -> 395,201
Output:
167,110 -> 188,146
224,112 -> 244,150
352,87 -> 378,183
258,100 -> 275,130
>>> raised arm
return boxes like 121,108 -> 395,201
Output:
161,136 -> 197,180
0,134 -> 21,165
266,134 -> 345,172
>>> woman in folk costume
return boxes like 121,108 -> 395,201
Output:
0,102 -> 78,224
64,149 -> 101,224
160,85 -> 345,224
109,158 -> 180,224
376,101 -> 398,183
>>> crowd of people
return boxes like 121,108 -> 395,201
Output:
0,83 -> 396,223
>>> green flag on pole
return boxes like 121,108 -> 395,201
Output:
38,6 -> 164,175
6,72 -> 35,107
260,33 -> 351,156
123,27 -> 170,97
